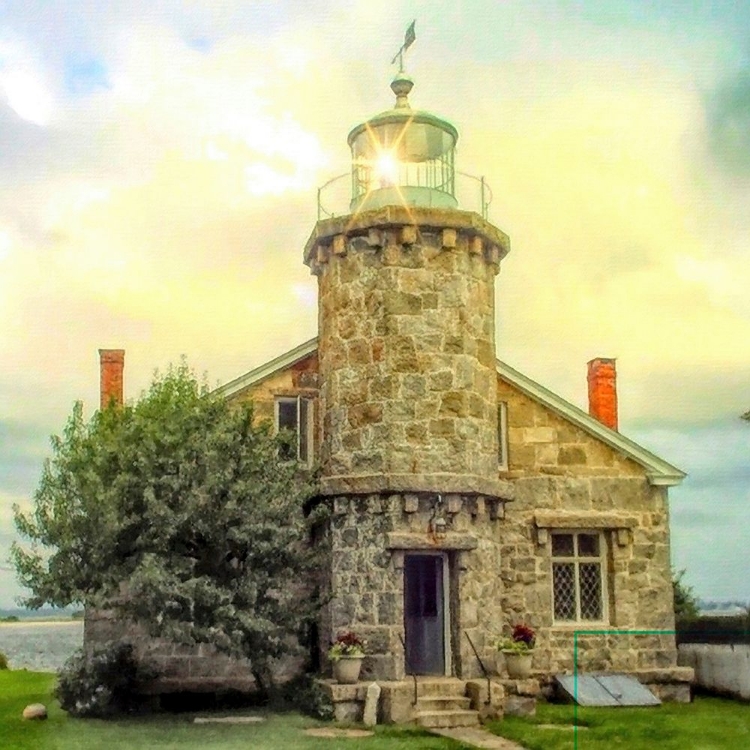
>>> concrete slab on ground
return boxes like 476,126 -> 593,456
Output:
431,726 -> 529,749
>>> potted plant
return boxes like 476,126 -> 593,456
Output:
328,631 -> 366,684
497,623 -> 535,679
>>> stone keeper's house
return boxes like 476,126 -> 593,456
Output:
90,68 -> 693,719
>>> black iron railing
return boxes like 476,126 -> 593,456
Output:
464,632 -> 491,705
397,633 -> 418,706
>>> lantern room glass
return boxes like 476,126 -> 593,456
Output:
349,113 -> 458,212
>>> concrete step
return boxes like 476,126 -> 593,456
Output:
415,709 -> 481,729
416,695 -> 472,712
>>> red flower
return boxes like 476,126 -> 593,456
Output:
511,624 -> 536,648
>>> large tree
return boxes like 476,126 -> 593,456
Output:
12,361 -> 324,692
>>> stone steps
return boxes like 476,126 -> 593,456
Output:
415,708 -> 481,729
413,677 -> 468,697
411,677 -> 481,729
416,695 -> 472,712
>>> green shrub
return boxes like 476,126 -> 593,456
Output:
0,651 -> 8,669
55,641 -> 157,717
276,673 -> 333,721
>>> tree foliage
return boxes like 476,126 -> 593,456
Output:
12,361 -> 325,690
673,568 -> 700,622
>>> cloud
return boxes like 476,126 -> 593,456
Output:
0,36 -> 55,125
0,0 -> 748,605
630,421 -> 750,601
706,67 -> 750,176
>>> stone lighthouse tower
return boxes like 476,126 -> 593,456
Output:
304,58 -> 513,681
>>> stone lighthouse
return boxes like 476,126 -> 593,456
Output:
303,62 -> 514,681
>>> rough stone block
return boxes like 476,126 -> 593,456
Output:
469,236 -> 483,255
465,679 -> 505,718
401,225 -> 418,245
363,682 -> 381,726
332,234 -> 347,256
442,228 -> 457,248
22,703 -> 47,720
334,701 -> 363,723
504,695 -> 536,717
379,682 -> 415,723
366,228 -> 383,247
403,494 -> 419,513
446,494 -> 462,514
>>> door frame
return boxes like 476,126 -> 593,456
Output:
403,550 -> 452,676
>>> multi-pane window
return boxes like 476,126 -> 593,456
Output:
551,532 -> 606,623
275,396 -> 313,466
497,401 -> 508,471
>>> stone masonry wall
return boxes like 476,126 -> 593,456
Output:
496,376 -> 679,676
323,492 -> 507,682
230,351 -> 320,453
306,206 -> 510,499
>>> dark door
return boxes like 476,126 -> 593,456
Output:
404,554 -> 445,675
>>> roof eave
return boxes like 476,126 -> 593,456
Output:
213,337 -> 318,400
496,359 -> 686,487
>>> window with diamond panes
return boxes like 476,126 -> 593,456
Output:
551,532 -> 606,623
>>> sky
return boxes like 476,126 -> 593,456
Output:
1,1 -> 749,607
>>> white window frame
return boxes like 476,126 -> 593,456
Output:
550,530 -> 608,625
497,401 -> 509,471
274,396 -> 314,467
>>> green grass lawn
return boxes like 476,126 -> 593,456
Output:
0,670 -> 469,750
488,695 -> 750,750
3,670 -> 750,750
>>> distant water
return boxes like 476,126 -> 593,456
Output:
0,621 -> 83,672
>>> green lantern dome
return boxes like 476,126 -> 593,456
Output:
347,73 -> 459,213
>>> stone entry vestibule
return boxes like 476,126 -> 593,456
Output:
403,552 -> 449,676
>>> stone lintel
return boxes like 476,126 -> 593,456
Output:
534,511 -> 637,531
303,205 -> 510,268
386,532 -> 478,551
319,473 -> 515,501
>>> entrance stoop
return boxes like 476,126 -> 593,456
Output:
319,676 -> 516,727
412,678 -> 480,728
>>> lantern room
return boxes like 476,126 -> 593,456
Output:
347,72 -> 458,213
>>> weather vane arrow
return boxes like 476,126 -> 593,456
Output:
391,20 -> 416,73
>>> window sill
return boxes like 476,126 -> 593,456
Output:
549,622 -> 611,631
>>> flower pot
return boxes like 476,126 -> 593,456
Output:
332,655 -> 364,684
502,651 -> 533,679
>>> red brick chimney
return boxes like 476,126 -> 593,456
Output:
587,358 -> 618,431
99,349 -> 125,409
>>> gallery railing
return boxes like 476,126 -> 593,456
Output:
316,171 -> 494,222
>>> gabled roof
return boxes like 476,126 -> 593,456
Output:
496,360 -> 685,486
215,338 -> 685,487
213,338 -> 318,400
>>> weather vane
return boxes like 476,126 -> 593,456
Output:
391,20 -> 416,73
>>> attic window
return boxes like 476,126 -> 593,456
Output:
497,401 -> 508,471
275,396 -> 313,466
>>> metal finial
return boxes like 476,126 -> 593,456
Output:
391,73 -> 414,109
